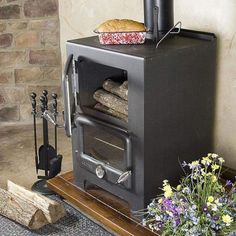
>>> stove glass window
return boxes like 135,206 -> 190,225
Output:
83,125 -> 125,171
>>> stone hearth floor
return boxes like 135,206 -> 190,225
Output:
0,123 -> 73,190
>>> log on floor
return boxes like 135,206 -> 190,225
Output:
94,103 -> 128,122
7,180 -> 66,223
0,188 -> 48,229
93,89 -> 128,115
103,79 -> 128,101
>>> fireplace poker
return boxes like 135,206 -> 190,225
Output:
30,92 -> 38,174
42,90 -> 49,177
52,93 -> 58,154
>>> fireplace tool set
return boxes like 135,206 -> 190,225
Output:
30,90 -> 62,194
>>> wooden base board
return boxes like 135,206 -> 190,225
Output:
47,172 -> 159,236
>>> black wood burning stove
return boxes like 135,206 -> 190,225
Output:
51,0 -> 217,212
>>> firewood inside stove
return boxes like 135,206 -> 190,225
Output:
103,79 -> 128,101
93,79 -> 128,121
93,89 -> 128,116
94,103 -> 128,122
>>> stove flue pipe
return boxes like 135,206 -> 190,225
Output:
144,0 -> 174,41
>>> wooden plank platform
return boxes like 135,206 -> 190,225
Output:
47,172 -> 159,236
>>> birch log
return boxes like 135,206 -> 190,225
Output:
93,89 -> 128,115
0,188 -> 48,229
94,103 -> 128,122
7,180 -> 66,223
103,79 -> 128,100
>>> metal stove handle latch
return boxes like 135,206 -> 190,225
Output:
156,21 -> 182,48
116,170 -> 132,184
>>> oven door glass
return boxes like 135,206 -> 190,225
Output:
83,125 -> 125,171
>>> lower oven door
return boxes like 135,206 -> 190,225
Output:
75,114 -> 132,189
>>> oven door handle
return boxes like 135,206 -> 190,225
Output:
76,114 -> 129,135
76,114 -> 132,169
62,54 -> 73,137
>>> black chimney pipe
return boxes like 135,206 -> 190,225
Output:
144,0 -> 174,40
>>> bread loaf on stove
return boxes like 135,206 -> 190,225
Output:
96,19 -> 145,33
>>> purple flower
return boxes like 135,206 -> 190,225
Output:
157,222 -> 163,228
175,207 -> 183,215
162,198 -> 173,208
226,180 -> 233,187
213,215 -> 219,221
219,198 -> 224,203
203,205 -> 208,213
175,218 -> 181,226
188,161 -> 200,170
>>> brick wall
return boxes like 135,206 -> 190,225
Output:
0,0 -> 61,123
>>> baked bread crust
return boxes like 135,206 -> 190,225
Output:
96,19 -> 145,33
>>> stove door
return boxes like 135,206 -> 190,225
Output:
76,114 -> 132,189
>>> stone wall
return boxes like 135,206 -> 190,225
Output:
0,0 -> 61,123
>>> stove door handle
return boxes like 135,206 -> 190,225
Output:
76,114 -> 128,135
116,171 -> 132,184
62,54 -> 73,137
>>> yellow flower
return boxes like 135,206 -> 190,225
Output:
222,215 -> 233,226
208,196 -> 214,203
158,198 -> 163,204
163,184 -> 172,192
149,224 -> 154,231
166,211 -> 173,217
211,175 -> 217,182
201,169 -> 206,176
176,185 -> 182,191
211,204 -> 218,212
211,153 -> 219,158
164,191 -> 173,198
201,156 -> 212,165
193,160 -> 199,164
218,157 -> 225,163
214,199 -> 222,206
211,164 -> 220,172
163,184 -> 173,198
163,180 -> 169,186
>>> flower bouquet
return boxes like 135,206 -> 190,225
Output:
142,154 -> 236,236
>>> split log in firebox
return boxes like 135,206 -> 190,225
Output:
93,79 -> 128,122
94,103 -> 128,122
103,79 -> 128,101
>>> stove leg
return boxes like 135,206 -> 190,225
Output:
124,197 -> 146,221
75,177 -> 86,190
129,197 -> 145,213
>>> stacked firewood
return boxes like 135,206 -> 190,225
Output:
93,79 -> 128,122
0,181 -> 65,229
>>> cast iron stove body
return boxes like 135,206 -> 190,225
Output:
63,29 -> 216,211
